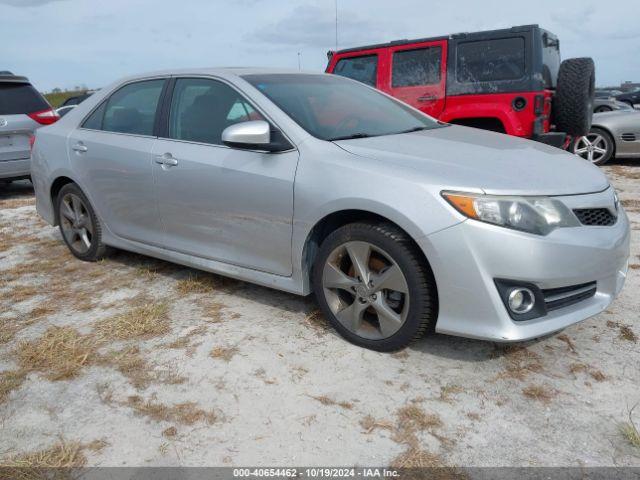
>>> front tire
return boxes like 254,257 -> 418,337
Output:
56,183 -> 110,261
573,127 -> 614,166
312,222 -> 437,352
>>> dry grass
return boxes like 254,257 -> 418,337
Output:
522,384 -> 557,403
302,309 -> 330,335
126,395 -> 217,425
162,426 -> 178,438
95,302 -> 170,340
556,334 -> 577,353
397,404 -> 443,432
0,440 -> 87,469
438,385 -> 464,403
620,404 -> 640,452
494,345 -> 543,381
164,325 -> 208,350
15,326 -> 95,381
621,199 -> 640,212
360,415 -> 394,434
391,448 -> 445,468
175,273 -> 219,295
0,370 -> 27,404
568,363 -> 606,382
310,395 -> 353,410
620,325 -> 638,343
210,345 -> 239,362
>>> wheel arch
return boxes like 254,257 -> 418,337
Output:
300,208 -> 436,294
50,175 -> 77,225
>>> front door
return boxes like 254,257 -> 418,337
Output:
67,78 -> 166,245
152,77 -> 298,276
386,40 -> 447,118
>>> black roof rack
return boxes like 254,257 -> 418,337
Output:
331,24 -> 540,55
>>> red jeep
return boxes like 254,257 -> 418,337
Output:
326,25 -> 595,148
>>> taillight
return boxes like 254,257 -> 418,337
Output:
28,108 -> 59,125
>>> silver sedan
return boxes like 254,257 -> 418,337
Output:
30,69 -> 630,351
573,110 -> 640,165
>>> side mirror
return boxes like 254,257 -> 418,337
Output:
222,120 -> 292,152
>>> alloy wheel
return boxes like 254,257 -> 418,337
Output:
322,241 -> 410,340
59,192 -> 94,254
573,133 -> 608,163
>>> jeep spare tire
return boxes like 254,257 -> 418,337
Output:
552,57 -> 595,137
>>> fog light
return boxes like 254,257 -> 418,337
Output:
508,288 -> 535,314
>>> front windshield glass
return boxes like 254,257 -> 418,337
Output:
242,74 -> 442,141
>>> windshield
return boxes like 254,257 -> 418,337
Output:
242,74 -> 442,141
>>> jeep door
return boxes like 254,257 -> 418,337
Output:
386,40 -> 447,118
66,78 -> 167,245
151,77 -> 298,276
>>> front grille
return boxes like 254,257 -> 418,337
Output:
542,281 -> 597,312
573,208 -> 616,226
621,133 -> 636,142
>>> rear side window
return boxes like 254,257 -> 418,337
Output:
0,83 -> 49,115
392,47 -> 441,87
456,37 -> 525,83
333,55 -> 378,87
99,80 -> 164,136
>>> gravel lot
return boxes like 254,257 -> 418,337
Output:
1,162 -> 639,469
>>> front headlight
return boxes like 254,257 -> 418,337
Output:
442,191 -> 580,235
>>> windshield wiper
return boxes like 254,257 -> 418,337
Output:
394,126 -> 430,135
328,133 -> 374,141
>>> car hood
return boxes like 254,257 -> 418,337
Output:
334,125 -> 610,196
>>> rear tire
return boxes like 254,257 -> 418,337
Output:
56,183 -> 111,261
553,58 -> 595,137
312,222 -> 437,352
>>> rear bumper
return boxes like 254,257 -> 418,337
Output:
532,132 -> 568,149
418,194 -> 630,342
0,158 -> 31,180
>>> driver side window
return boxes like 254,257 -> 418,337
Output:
168,78 -> 264,145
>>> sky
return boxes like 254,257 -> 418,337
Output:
1,0 -> 638,92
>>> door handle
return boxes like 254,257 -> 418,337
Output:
154,153 -> 178,167
417,95 -> 437,102
72,143 -> 88,153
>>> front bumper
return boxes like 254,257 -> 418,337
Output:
419,191 -> 630,342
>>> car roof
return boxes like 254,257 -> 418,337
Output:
0,73 -> 30,84
117,67 -> 321,83
330,24 -> 544,56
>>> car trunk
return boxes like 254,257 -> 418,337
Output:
0,82 -> 49,162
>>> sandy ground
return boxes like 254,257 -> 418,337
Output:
0,162 -> 639,469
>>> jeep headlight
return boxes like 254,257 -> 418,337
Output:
442,191 -> 580,235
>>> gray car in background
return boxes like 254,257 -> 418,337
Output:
593,90 -> 634,113
573,109 -> 640,165
30,69 -> 629,351
0,72 -> 58,182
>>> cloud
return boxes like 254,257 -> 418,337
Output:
249,4 -> 392,50
0,0 -> 67,5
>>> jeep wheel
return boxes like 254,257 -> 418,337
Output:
312,222 -> 437,352
553,58 -> 595,137
573,127 -> 614,166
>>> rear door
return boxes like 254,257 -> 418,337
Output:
66,78 -> 167,245
0,82 -> 47,172
386,40 -> 447,118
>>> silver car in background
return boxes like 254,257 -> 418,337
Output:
0,72 -> 58,182
573,110 -> 640,165
31,69 -> 630,351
